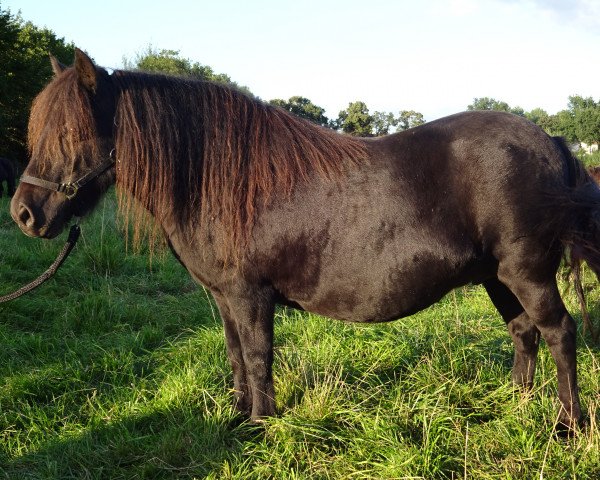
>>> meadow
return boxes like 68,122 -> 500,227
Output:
0,191 -> 599,479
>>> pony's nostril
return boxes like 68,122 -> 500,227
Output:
17,203 -> 35,228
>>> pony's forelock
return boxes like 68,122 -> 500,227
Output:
28,69 -> 100,177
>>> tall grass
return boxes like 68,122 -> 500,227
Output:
0,191 -> 599,479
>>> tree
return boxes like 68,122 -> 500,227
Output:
372,111 -> 397,136
568,95 -> 597,111
563,95 -> 600,146
536,96 -> 600,145
550,109 -> 578,143
468,97 -> 510,111
336,101 -> 373,136
124,46 -> 251,94
525,107 -> 549,125
335,105 -> 426,136
574,105 -> 600,146
524,108 -> 560,137
467,97 -> 525,116
0,7 -> 74,163
396,110 -> 426,132
269,96 -> 329,127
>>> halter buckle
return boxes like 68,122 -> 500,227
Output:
61,183 -> 79,200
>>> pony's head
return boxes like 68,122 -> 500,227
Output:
11,49 -> 117,238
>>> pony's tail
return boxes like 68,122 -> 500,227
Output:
556,136 -> 600,341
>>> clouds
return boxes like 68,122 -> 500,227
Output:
500,0 -> 600,30
438,0 -> 481,16
430,0 -> 600,31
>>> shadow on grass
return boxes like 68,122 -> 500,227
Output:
0,290 -> 252,477
1,407 -> 259,478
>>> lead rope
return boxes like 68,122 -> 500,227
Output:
0,222 -> 81,303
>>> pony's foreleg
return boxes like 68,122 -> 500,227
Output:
214,294 -> 252,414
483,278 -> 540,389
217,287 -> 276,421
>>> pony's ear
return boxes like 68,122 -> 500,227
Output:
74,48 -> 97,93
49,54 -> 66,76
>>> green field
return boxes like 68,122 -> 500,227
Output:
0,192 -> 599,479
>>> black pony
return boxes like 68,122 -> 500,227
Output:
11,49 -> 600,432
0,157 -> 16,197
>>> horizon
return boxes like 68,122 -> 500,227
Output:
3,0 -> 599,122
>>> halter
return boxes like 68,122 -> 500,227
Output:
20,149 -> 116,200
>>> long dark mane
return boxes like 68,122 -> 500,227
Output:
30,68 -> 367,260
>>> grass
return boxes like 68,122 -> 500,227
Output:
0,191 -> 599,479
576,150 -> 600,169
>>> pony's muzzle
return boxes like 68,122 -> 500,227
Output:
10,200 -> 50,238
13,202 -> 35,230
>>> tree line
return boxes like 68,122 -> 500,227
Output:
1,6 -> 598,167
467,96 -> 600,148
0,7 -> 74,163
123,47 -> 427,137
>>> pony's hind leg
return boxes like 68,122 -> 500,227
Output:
484,278 -> 540,389
496,266 -> 582,432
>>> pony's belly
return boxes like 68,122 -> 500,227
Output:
276,241 -> 487,323
284,267 -> 457,323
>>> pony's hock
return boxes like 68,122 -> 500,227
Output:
11,48 -> 600,432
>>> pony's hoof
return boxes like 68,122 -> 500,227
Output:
555,414 -> 586,438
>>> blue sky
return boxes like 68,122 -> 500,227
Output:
4,0 -> 599,121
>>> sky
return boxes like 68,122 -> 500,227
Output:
3,0 -> 600,122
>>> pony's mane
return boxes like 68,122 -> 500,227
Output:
112,70 -> 367,261
30,68 -> 368,262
